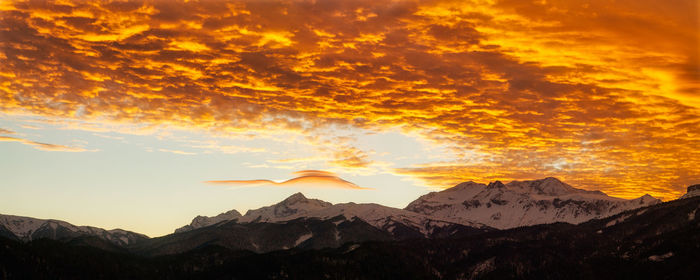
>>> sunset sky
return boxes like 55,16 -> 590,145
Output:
1,0 -> 698,237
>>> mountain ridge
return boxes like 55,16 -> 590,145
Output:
680,184 -> 700,199
404,177 -> 661,229
176,177 -> 662,234
4,177 -> 692,255
0,214 -> 148,247
2,195 -> 697,279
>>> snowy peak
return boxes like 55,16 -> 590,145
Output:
680,184 -> 700,199
175,193 -> 334,232
174,192 -> 335,233
189,193 -> 334,226
273,192 -> 334,210
446,181 -> 486,192
240,192 -> 333,223
506,177 -> 576,196
278,192 -> 320,207
405,177 -> 661,229
631,194 -> 660,203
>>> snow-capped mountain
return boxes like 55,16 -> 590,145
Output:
175,192 -> 488,238
236,192 -> 488,232
144,193 -> 490,255
404,177 -> 662,229
174,193 -> 330,233
0,214 -> 148,246
238,193 -> 333,223
680,184 -> 700,199
2,177 -> 673,256
174,209 -> 242,233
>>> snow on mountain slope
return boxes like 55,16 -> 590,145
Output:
175,209 -> 242,233
0,215 -> 46,239
174,178 -> 661,236
238,193 -> 332,223
175,193 -> 488,237
405,177 -> 662,229
174,193 -> 331,233
0,214 -> 148,246
346,203 -> 486,236
250,201 -> 486,236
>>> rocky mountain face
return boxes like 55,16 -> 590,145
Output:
0,214 -> 148,246
680,184 -> 700,199
405,177 -> 662,229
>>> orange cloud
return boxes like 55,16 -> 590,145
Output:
206,170 -> 371,190
0,135 -> 93,152
0,0 -> 697,197
0,128 -> 15,134
328,145 -> 372,169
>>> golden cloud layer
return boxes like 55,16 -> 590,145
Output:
0,133 -> 92,152
1,0 -> 698,199
206,170 -> 369,189
0,128 -> 15,134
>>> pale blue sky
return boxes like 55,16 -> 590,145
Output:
0,115 -> 452,237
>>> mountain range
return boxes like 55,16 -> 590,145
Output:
0,177 -> 668,255
1,183 -> 698,279
406,177 -> 661,229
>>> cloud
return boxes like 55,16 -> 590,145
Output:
0,135 -> 94,152
267,156 -> 326,164
158,148 -> 196,155
205,170 -> 371,190
0,128 -> 15,134
188,141 -> 266,154
391,160 -> 697,201
329,145 -> 372,169
19,124 -> 40,130
0,0 -> 697,197
92,133 -> 125,140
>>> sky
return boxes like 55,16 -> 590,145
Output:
0,0 -> 698,237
